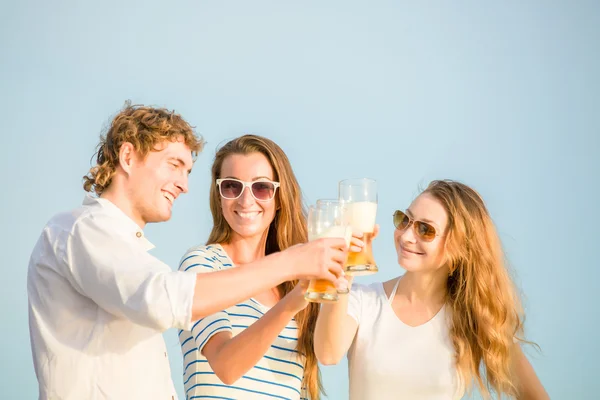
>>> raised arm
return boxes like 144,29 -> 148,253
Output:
314,277 -> 359,365
66,214 -> 346,332
313,230 -> 375,365
190,237 -> 347,321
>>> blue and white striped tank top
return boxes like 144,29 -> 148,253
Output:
178,244 -> 307,400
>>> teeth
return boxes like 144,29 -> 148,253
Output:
238,211 -> 259,219
164,192 -> 174,204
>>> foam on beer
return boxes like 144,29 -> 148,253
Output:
345,201 -> 377,233
309,225 -> 352,247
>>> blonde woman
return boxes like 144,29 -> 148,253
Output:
315,180 -> 549,399
179,135 -> 347,399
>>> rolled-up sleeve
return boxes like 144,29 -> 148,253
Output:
63,213 -> 197,332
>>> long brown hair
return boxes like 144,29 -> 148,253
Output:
206,134 -> 323,399
83,102 -> 204,195
424,180 -> 530,398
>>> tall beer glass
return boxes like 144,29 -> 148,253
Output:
339,178 -> 378,275
304,202 -> 351,303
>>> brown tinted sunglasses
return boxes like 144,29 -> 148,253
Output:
393,210 -> 442,242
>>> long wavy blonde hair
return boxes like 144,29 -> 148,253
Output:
206,134 -> 323,399
424,180 -> 530,398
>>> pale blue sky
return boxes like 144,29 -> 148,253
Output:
1,1 -> 598,398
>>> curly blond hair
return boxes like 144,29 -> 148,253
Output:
83,102 -> 204,195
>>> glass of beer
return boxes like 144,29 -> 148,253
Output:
304,202 -> 352,303
339,178 -> 378,276
315,198 -> 351,294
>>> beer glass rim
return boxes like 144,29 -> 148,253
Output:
316,198 -> 340,206
338,178 -> 377,203
339,177 -> 377,186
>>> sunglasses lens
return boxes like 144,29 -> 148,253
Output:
251,181 -> 276,201
220,179 -> 243,199
393,211 -> 410,230
415,221 -> 437,241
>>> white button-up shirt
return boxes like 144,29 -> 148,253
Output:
27,196 -> 197,399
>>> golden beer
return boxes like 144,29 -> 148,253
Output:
305,279 -> 338,303
345,231 -> 377,275
339,178 -> 378,276
304,202 -> 352,303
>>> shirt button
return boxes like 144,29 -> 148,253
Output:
136,232 -> 142,238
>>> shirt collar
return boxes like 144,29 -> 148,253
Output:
82,195 -> 155,251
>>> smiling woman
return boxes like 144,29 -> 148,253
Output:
177,134 -> 326,400
314,180 -> 550,400
217,152 -> 280,239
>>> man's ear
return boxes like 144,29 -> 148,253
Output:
119,142 -> 136,174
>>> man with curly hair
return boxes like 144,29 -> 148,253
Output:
27,103 -> 348,399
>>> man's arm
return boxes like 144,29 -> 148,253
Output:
189,239 -> 347,321
64,215 -> 347,331
64,215 -> 195,331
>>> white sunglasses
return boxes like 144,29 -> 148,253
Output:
216,178 -> 280,201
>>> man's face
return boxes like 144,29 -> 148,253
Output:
128,136 -> 193,226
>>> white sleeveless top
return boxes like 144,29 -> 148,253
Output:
346,279 -> 464,400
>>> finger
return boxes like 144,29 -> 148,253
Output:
350,236 -> 365,248
335,277 -> 349,294
352,230 -> 364,239
321,237 -> 347,249
321,271 -> 340,284
297,283 -> 309,294
330,247 -> 348,264
297,280 -> 309,290
326,263 -> 345,280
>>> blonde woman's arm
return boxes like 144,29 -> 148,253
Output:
512,344 -> 550,400
314,229 -> 377,365
314,277 -> 359,365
